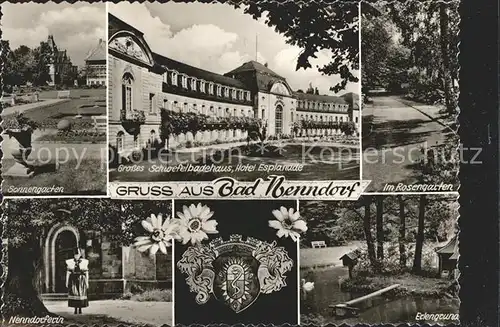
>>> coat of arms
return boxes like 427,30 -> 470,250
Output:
177,235 -> 294,313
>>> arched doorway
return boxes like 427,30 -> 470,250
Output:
275,105 -> 283,135
54,230 -> 78,292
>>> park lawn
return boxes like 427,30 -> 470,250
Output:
2,158 -> 106,195
56,313 -> 156,327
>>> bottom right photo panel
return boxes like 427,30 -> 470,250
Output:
299,195 -> 460,325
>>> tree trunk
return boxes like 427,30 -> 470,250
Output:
398,195 -> 407,269
413,195 -> 426,274
439,3 -> 455,114
362,196 -> 377,271
375,196 -> 384,260
2,244 -> 55,318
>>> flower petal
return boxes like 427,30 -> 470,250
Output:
276,229 -> 287,238
280,206 -> 289,219
134,238 -> 153,247
156,213 -> 163,229
141,220 -> 154,233
182,206 -> 192,220
272,209 -> 284,221
288,207 -> 296,219
202,220 -> 218,234
189,204 -> 198,218
191,230 -> 208,245
149,243 -> 159,256
289,231 -> 300,242
161,215 -> 172,230
137,243 -> 153,252
150,214 -> 158,229
179,228 -> 191,245
199,208 -> 214,222
290,209 -> 301,222
293,219 -> 308,232
158,241 -> 168,254
268,220 -> 282,230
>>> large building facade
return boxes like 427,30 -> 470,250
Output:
108,14 -> 360,156
85,38 -> 107,86
39,223 -> 171,299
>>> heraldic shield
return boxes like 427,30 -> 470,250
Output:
213,254 -> 260,313
177,235 -> 293,313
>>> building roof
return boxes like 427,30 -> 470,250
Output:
294,91 -> 347,104
436,236 -> 458,256
153,53 -> 249,90
340,251 -> 359,261
86,39 -> 106,62
226,60 -> 285,79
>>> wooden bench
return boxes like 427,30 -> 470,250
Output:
92,115 -> 107,133
57,90 -> 71,99
311,241 -> 327,248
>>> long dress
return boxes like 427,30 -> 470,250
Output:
66,258 -> 89,308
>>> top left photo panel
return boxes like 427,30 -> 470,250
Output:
1,2 -> 107,196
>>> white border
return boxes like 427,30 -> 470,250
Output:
106,1 -> 110,197
358,0 -> 363,182
171,198 -> 175,326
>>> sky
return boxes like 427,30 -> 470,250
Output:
109,2 -> 359,96
2,2 -> 105,67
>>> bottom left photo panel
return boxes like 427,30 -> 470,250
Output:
2,198 -> 174,327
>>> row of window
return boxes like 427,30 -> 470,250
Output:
163,70 -> 251,102
298,114 -> 347,122
162,99 -> 254,118
297,100 -> 349,112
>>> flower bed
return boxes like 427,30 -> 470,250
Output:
35,130 -> 106,143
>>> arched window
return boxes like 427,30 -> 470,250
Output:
116,131 -> 124,152
121,73 -> 134,118
275,105 -> 283,135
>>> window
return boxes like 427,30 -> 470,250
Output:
181,75 -> 188,89
149,93 -> 155,114
233,108 -> 237,116
218,107 -> 222,117
193,104 -> 197,113
163,72 -> 168,83
224,87 -> 229,98
163,99 -> 169,110
261,108 -> 265,119
226,108 -> 230,116
200,81 -> 206,93
190,78 -> 197,91
340,116 -> 343,122
116,132 -> 124,152
241,109 -> 245,117
183,103 -> 188,112
210,106 -> 214,115
216,85 -> 222,97
355,116 -> 359,123
209,83 -> 214,95
171,72 -> 178,86
121,74 -> 133,117
335,116 -> 338,122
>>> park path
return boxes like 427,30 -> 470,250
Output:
1,99 -> 67,116
362,95 -> 450,191
44,300 -> 173,327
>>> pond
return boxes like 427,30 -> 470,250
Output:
301,266 -> 459,325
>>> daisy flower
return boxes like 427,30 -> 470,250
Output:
268,206 -> 307,242
133,213 -> 178,256
175,203 -> 218,245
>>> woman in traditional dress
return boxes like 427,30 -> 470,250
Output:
65,248 -> 89,314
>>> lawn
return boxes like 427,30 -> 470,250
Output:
35,132 -> 106,143
38,87 -> 105,100
2,158 -> 106,195
110,143 -> 360,182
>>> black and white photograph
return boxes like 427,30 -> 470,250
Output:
107,1 -> 361,184
2,198 -> 174,327
298,195 -> 459,325
361,2 -> 460,192
173,200 -> 300,325
1,2 -> 107,196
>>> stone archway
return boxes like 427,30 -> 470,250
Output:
44,224 -> 80,293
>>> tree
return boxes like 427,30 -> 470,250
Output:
398,196 -> 407,268
2,199 -> 171,318
375,196 -> 384,260
412,194 -> 426,273
361,196 -> 378,270
236,0 -> 359,92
